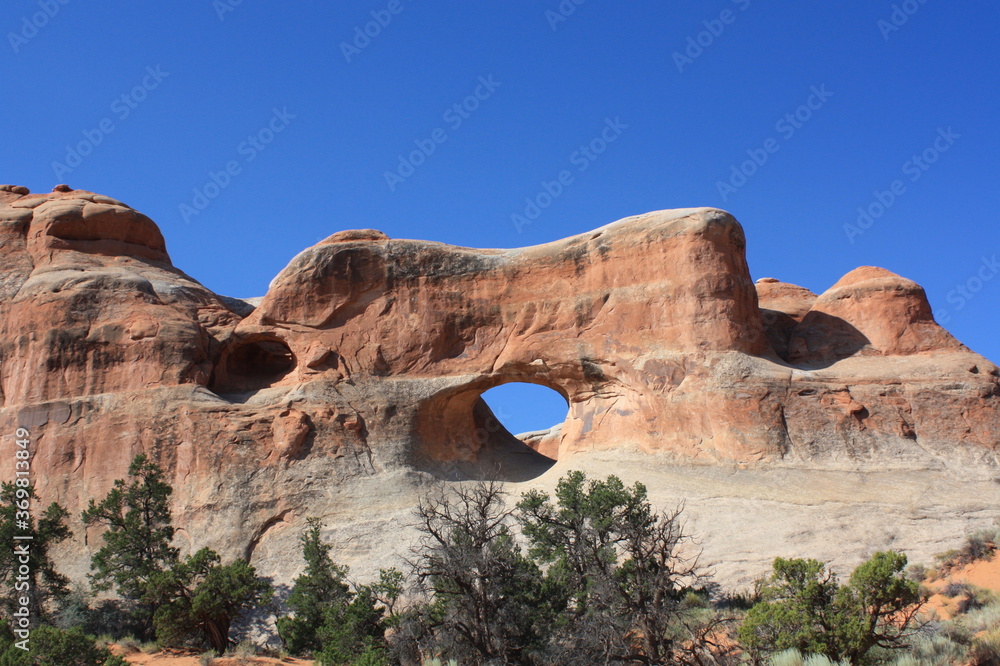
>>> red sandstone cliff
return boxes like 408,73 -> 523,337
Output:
0,184 -> 997,585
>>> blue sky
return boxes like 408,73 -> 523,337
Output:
3,1 -> 998,434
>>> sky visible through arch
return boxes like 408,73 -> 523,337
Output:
482,383 -> 571,437
3,2 -> 998,429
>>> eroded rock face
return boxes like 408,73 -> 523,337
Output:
0,185 -> 997,591
789,266 -> 964,364
0,188 -> 238,406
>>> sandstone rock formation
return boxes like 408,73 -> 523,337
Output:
0,185 -> 997,591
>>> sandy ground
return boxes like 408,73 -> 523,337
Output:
924,554 -> 1000,620
118,649 -> 314,665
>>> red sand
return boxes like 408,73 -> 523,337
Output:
924,554 -> 1000,620
119,648 -> 314,665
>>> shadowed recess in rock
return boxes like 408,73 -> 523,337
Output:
211,336 -> 296,394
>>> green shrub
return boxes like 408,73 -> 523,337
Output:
223,638 -> 257,664
767,648 -> 850,666
963,600 -> 1000,634
114,636 -> 140,653
55,597 -> 143,641
965,526 -> 999,556
940,583 -> 996,614
934,524 -> 998,572
82,454 -> 181,641
968,629 -> 1000,666
0,625 -> 127,666
682,590 -> 711,609
277,519 -> 400,661
940,581 -> 970,598
144,548 -> 272,654
739,551 -> 923,664
894,633 -> 968,666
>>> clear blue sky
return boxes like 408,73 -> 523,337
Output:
3,2 -> 998,434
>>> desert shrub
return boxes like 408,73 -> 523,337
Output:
517,472 -> 736,665
277,518 -> 400,662
933,550 -> 960,570
719,580 -> 765,611
223,638 -> 258,664
0,625 -> 128,665
53,592 -> 143,640
319,643 -> 389,665
960,534 -> 994,565
942,584 -> 996,614
683,589 -> 711,609
115,635 -> 140,653
962,600 -> 1000,634
739,552 -> 924,665
940,581 -> 970,598
901,599 -> 1000,666
967,628 -> 1000,666
934,524 -> 999,572
768,648 -> 805,666
935,619 -> 972,646
81,454 -> 179,640
0,485 -> 71,624
906,564 -> 928,582
144,548 -> 273,654
767,648 -> 850,666
890,658 -> 918,666
893,632 -> 968,666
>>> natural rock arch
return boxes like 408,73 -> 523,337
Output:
1,185 -> 998,593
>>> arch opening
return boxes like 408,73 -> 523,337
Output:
481,382 -> 569,439
480,382 -> 569,460
413,377 -> 569,481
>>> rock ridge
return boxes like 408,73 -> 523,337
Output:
0,185 -> 997,589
